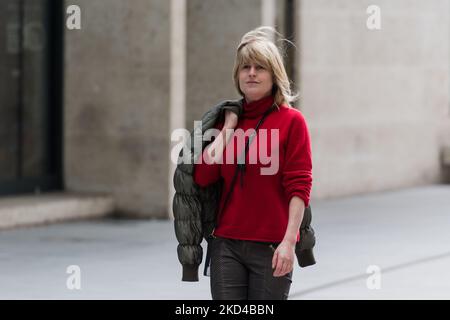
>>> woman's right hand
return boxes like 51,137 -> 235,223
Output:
223,110 -> 238,129
205,111 -> 238,163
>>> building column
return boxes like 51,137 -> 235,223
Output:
262,0 -> 276,38
168,0 -> 186,219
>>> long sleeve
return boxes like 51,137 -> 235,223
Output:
282,112 -> 313,207
193,147 -> 221,187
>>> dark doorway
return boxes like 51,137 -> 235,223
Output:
0,0 -> 63,196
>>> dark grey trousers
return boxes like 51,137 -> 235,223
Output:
210,236 -> 293,300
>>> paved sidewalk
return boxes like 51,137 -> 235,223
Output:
0,184 -> 449,299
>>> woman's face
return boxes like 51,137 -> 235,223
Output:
239,62 -> 273,103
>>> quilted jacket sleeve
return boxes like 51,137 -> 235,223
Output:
173,166 -> 203,281
173,100 -> 243,282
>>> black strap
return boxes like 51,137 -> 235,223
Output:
203,103 -> 277,276
218,103 -> 277,219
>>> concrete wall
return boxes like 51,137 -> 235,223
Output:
185,0 -> 262,129
298,0 -> 450,200
64,0 -> 170,217
64,0 -> 277,218
63,0 -> 450,218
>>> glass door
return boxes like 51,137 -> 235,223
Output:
0,0 -> 62,196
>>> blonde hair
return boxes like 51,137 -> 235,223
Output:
233,26 -> 298,107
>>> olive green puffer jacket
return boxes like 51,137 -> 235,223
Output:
173,99 -> 316,282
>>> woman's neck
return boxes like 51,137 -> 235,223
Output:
242,95 -> 275,119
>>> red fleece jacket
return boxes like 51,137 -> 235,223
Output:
193,95 -> 312,243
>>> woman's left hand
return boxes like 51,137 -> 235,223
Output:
272,241 -> 295,277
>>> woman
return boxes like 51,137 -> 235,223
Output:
193,26 -> 313,300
